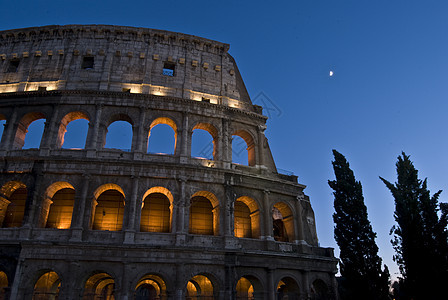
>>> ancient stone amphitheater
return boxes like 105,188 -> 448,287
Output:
0,25 -> 337,300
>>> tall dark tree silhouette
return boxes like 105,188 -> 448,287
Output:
329,150 -> 390,300
380,152 -> 448,300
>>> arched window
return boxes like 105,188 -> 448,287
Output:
186,275 -> 214,299
189,192 -> 219,236
33,271 -> 60,300
104,120 -> 133,151
23,119 -> 46,149
234,196 -> 260,239
0,117 -> 6,146
0,271 -> 8,300
272,202 -> 295,242
83,272 -> 115,300
59,112 -> 90,149
147,117 -> 177,155
277,277 -> 300,300
140,192 -> 171,233
311,279 -> 330,300
13,112 -> 46,149
191,129 -> 214,159
1,182 -> 27,228
148,124 -> 175,154
135,274 -> 167,300
232,130 -> 256,166
92,186 -> 125,231
45,188 -> 75,229
236,277 -> 255,300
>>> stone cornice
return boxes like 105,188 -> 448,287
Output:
0,24 -> 230,55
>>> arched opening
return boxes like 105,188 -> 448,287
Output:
0,117 -> 6,147
310,279 -> 329,300
189,191 -> 219,236
140,190 -> 172,233
59,111 -> 90,149
272,202 -> 295,242
13,112 -> 46,149
135,274 -> 167,300
43,182 -> 75,229
232,130 -> 255,166
186,274 -> 214,299
234,196 -> 260,239
276,277 -> 300,300
23,119 -> 46,149
236,277 -> 254,299
33,271 -> 60,300
83,272 -> 115,300
0,181 -> 27,228
147,117 -> 177,155
231,136 -> 248,165
92,185 -> 126,231
104,116 -> 133,151
191,123 -> 218,160
0,271 -> 8,300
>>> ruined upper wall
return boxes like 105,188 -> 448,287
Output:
0,25 -> 253,111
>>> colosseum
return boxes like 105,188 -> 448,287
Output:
0,25 -> 337,299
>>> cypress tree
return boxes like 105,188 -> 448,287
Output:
329,150 -> 390,300
380,152 -> 448,300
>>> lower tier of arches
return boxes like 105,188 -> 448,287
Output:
0,243 -> 338,300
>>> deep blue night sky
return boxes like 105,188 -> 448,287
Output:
3,0 -> 448,281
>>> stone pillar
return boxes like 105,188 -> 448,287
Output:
70,174 -> 90,241
135,108 -> 146,153
179,112 -> 189,159
0,108 -> 17,151
267,268 -> 275,300
41,105 -> 60,150
295,194 -> 305,244
222,119 -> 231,165
176,178 -> 188,233
302,271 -> 310,300
124,176 -> 139,243
8,258 -> 24,300
87,103 -> 103,150
224,183 -> 234,237
174,264 -> 184,300
263,190 -> 274,240
257,125 -> 266,167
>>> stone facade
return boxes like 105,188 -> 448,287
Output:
0,25 -> 337,300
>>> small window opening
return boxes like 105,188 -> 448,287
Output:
163,62 -> 175,76
82,56 -> 94,70
201,97 -> 210,103
7,60 -> 19,73
38,86 -> 47,92
122,88 -> 131,93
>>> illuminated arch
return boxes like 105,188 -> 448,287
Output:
33,271 -> 61,300
0,181 -> 27,228
58,111 -> 90,149
82,272 -> 115,300
14,112 -> 46,149
234,196 -> 260,239
189,191 -> 220,236
42,182 -> 75,229
147,117 -> 178,155
92,184 -> 126,231
191,122 -> 218,160
232,129 -> 256,166
135,274 -> 167,300
0,271 -> 8,300
272,202 -> 295,242
236,275 -> 263,300
186,274 -> 217,299
140,187 -> 174,233
103,113 -> 134,150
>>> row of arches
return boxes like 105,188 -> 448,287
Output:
0,181 -> 296,242
0,270 -> 331,299
0,110 -> 258,166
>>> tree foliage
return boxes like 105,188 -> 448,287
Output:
380,152 -> 448,300
329,150 -> 390,300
